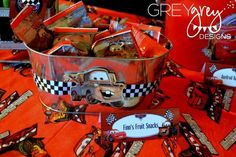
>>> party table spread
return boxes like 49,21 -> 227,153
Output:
0,0 -> 236,157
0,50 -> 236,157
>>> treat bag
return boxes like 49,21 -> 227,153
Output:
11,5 -> 54,52
131,27 -> 168,58
53,27 -> 98,56
44,1 -> 92,29
47,40 -> 79,56
91,28 -> 140,58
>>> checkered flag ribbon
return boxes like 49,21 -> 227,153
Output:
34,74 -> 76,95
34,74 -> 158,98
123,80 -> 158,98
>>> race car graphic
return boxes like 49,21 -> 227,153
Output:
159,121 -> 178,137
203,13 -> 236,64
185,82 -> 209,109
74,126 -> 112,157
159,121 -> 172,137
74,133 -> 93,156
104,129 -> 127,142
64,68 -> 126,106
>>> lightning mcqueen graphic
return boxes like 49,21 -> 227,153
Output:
203,13 -> 236,64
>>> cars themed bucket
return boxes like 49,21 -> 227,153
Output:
26,34 -> 172,109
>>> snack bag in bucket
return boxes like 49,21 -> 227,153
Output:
53,27 -> 98,56
25,33 -> 171,109
10,3 -> 172,111
11,5 -> 54,52
44,1 -> 92,29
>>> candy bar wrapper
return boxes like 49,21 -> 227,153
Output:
53,27 -> 98,56
44,1 -> 92,29
11,5 -> 54,52
131,27 -> 168,58
47,41 -> 80,56
91,28 -> 140,58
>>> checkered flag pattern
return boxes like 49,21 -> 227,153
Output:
106,114 -> 116,125
34,74 -> 76,95
123,80 -> 158,98
164,110 -> 174,121
21,0 -> 41,5
34,74 -> 158,98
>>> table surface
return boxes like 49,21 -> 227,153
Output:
0,50 -> 235,157
1,0 -> 236,156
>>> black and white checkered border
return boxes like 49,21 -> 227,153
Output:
123,80 -> 158,98
16,0 -> 42,13
34,74 -> 76,95
34,74 -> 158,98
21,0 -> 41,5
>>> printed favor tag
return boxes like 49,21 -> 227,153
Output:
203,62 -> 236,88
101,108 -> 179,142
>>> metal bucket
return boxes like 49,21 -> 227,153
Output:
26,34 -> 172,109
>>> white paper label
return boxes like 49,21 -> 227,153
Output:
213,68 -> 236,87
112,114 -> 168,138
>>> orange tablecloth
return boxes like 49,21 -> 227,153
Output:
1,0 -> 236,156
0,50 -> 236,157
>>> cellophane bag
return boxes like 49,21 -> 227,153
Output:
53,27 -> 98,56
44,1 -> 92,29
91,28 -> 140,58
11,5 -> 54,52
